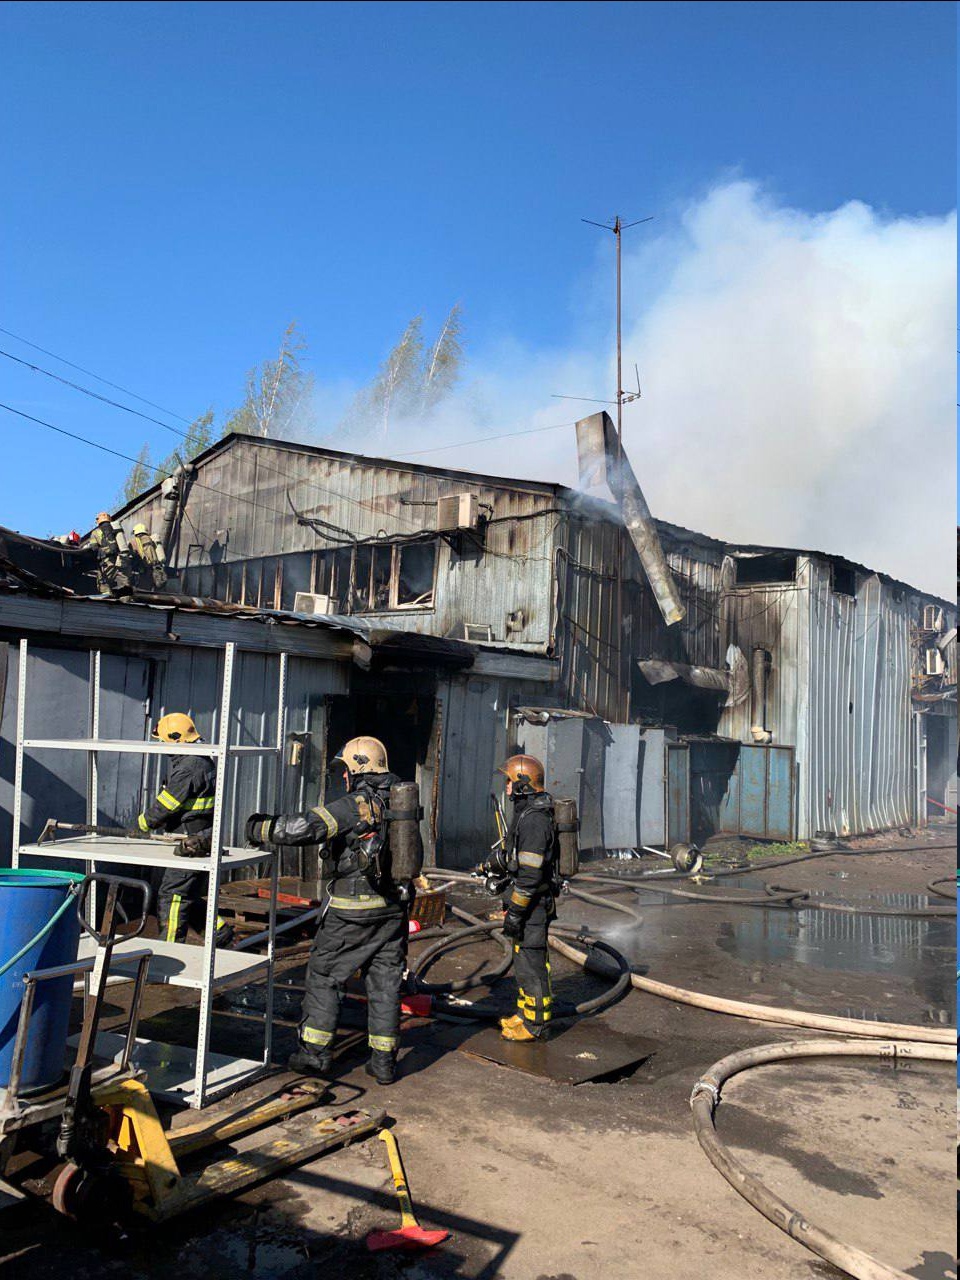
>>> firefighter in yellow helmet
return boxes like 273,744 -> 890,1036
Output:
138,713 -> 231,947
480,754 -> 558,1042
246,736 -> 410,1085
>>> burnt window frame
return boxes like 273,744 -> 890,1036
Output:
734,553 -> 798,586
315,539 -> 438,614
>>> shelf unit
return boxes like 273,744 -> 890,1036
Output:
12,639 -> 287,1109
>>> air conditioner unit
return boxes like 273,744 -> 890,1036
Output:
464,622 -> 494,643
294,591 -> 334,616
922,605 -> 944,632
924,648 -> 945,676
437,493 -> 479,531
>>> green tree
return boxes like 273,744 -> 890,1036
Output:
119,410 -> 215,505
119,442 -> 154,505
222,322 -> 315,439
155,409 -> 215,478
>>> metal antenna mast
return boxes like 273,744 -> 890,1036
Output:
582,213 -> 653,720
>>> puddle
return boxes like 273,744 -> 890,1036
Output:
712,892 -> 956,1016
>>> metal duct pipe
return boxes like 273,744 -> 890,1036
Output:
158,466 -> 191,563
751,646 -> 772,743
575,412 -> 685,627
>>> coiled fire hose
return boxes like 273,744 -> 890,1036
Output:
411,899 -> 632,1021
689,1039 -> 953,1280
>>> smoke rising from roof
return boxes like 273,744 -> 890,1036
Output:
331,180 -> 957,597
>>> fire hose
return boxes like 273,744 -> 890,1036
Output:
574,874 -> 956,919
418,874 -> 953,1045
689,1038 -> 953,1279
411,901 -> 632,1021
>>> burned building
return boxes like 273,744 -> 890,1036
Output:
92,423 -> 956,861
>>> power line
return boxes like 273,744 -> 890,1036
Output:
0,329 -> 584,529
0,401 -> 290,525
0,346 -> 189,439
391,419 -> 574,458
0,325 -> 195,425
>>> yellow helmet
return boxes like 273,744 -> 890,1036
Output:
95,512 -> 112,525
497,753 -> 545,793
333,736 -> 389,775
153,713 -> 201,744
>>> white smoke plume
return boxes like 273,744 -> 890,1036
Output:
329,181 -> 957,598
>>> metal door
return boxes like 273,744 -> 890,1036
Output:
736,744 -> 795,840
665,743 -> 691,846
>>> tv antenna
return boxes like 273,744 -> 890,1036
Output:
581,215 -> 653,461
579,213 -> 653,723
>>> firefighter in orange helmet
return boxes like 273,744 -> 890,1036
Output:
482,754 -> 558,1042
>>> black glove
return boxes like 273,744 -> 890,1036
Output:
177,833 -> 212,858
245,813 -> 277,847
501,909 -> 525,941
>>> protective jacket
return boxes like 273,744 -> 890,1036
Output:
500,790 -> 557,1036
138,754 -> 216,836
500,790 -> 558,919
271,771 -> 405,919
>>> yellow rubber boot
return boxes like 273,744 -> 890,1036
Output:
499,1014 -> 523,1032
500,1016 -> 537,1042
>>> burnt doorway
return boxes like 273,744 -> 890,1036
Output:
325,676 -> 440,861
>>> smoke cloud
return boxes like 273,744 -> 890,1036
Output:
329,181 -> 957,598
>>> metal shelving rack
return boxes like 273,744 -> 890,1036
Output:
12,639 -> 287,1109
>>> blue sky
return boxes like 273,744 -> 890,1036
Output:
0,0 -> 954,552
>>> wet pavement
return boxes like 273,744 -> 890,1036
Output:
0,830 -> 955,1279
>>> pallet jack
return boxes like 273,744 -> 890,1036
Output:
0,873 -> 383,1226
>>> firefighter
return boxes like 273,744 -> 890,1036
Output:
137,713 -> 232,947
246,736 -> 409,1086
487,754 -> 558,1042
86,512 -> 134,593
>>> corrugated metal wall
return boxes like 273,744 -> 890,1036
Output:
804,566 -> 917,838
434,672 -> 558,868
555,518 -> 726,721
1,636 -> 350,872
119,439 -> 561,651
719,559 -> 956,839
718,561 -> 806,749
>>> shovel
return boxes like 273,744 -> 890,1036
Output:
365,1129 -> 449,1252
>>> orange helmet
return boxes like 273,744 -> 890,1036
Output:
497,753 -> 545,793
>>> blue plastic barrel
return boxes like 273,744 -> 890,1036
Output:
0,869 -> 83,1092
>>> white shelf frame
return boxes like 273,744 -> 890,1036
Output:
12,638 -> 288,1109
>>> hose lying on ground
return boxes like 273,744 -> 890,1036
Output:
925,876 -> 957,901
410,901 -> 632,1021
690,1038 -> 953,1280
545,933 -> 954,1045
597,840 -> 957,883
576,873 -> 956,919
420,872 -> 953,1044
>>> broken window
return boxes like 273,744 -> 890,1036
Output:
832,563 -> 857,596
310,540 -> 439,614
352,546 -> 372,611
243,559 -> 262,606
371,545 -> 392,611
279,552 -> 313,611
227,561 -> 244,604
261,557 -> 280,609
396,542 -> 436,607
735,553 -> 797,585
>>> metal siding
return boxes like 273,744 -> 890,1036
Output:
122,440 -> 560,651
805,568 -> 921,838
435,674 -> 509,869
